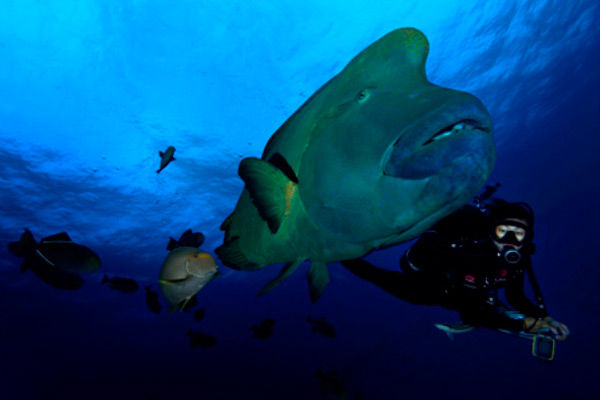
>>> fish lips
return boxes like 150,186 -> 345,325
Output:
382,93 -> 494,180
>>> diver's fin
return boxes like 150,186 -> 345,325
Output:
166,238 -> 178,251
307,261 -> 330,303
257,259 -> 304,296
215,237 -> 249,267
159,151 -> 164,157
238,157 -> 296,234
41,232 -> 72,242
434,322 -> 474,340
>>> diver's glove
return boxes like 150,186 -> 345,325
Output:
542,317 -> 569,341
524,316 -> 570,341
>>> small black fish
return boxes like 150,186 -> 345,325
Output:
194,307 -> 205,321
156,146 -> 175,174
307,315 -> 336,338
315,368 -> 347,398
145,285 -> 161,313
166,229 -> 205,251
102,275 -> 139,293
250,318 -> 275,340
185,329 -> 216,348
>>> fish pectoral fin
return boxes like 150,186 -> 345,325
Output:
238,157 -> 297,234
178,296 -> 194,313
307,261 -> 330,303
215,237 -> 249,268
41,232 -> 72,242
159,151 -> 164,157
257,259 -> 304,296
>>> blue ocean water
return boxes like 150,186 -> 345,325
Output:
1,1 -> 599,399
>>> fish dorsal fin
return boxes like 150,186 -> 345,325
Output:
41,232 -> 72,243
238,157 -> 298,234
307,261 -> 330,303
341,28 -> 429,90
257,259 -> 304,296
181,229 -> 193,237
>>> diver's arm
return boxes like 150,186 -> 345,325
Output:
505,270 -> 548,319
402,231 -> 459,275
505,270 -> 569,339
340,259 -> 407,297
459,300 -> 526,332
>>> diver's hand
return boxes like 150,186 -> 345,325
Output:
524,316 -> 569,340
542,316 -> 570,341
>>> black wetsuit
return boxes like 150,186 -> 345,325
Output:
342,205 -> 548,331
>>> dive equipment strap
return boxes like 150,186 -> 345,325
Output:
525,263 -> 547,313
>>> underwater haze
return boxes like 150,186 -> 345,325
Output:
1,1 -> 599,399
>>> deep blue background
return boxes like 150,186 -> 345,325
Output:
1,1 -> 599,399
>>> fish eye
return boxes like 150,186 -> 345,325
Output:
356,88 -> 371,103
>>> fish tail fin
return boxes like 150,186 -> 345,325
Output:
166,238 -> 177,251
19,255 -> 35,273
238,157 -> 296,234
156,169 -> 161,174
307,261 -> 330,303
8,229 -> 36,258
215,237 -> 249,268
257,259 -> 304,296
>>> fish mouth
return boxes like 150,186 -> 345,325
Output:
383,93 -> 494,179
421,119 -> 491,146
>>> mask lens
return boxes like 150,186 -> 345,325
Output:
495,225 -> 526,244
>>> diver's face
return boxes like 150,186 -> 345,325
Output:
493,220 -> 527,251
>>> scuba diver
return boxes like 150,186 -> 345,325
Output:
341,195 -> 569,354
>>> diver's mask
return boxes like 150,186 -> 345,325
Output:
493,221 -> 528,264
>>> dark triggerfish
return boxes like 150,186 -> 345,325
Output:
8,229 -> 101,290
